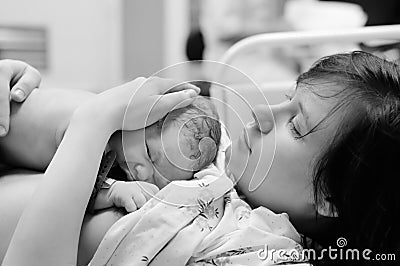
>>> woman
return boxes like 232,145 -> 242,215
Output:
227,51 -> 400,262
3,51 -> 400,265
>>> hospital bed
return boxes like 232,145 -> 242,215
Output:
210,25 -> 400,140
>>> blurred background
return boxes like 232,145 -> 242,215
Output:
0,0 -> 399,92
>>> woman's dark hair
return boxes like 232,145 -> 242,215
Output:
298,51 -> 400,264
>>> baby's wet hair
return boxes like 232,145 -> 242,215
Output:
155,97 -> 221,172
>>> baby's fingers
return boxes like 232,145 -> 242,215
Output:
132,193 -> 147,209
123,198 -> 138,213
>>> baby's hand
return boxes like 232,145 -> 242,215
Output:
107,181 -> 159,212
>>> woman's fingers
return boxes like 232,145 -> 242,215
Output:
0,59 -> 42,136
145,77 -> 200,95
143,89 -> 199,127
10,64 -> 41,102
165,82 -> 200,94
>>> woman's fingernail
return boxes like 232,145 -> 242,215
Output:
0,125 -> 7,136
13,89 -> 25,101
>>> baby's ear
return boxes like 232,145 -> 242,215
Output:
193,136 -> 217,171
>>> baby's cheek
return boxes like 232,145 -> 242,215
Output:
153,165 -> 193,188
153,171 -> 169,188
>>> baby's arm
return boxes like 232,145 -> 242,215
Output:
93,180 -> 159,212
0,88 -> 93,170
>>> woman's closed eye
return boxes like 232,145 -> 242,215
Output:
285,93 -> 302,139
288,116 -> 302,139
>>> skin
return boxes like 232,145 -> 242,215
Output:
0,88 -> 193,185
109,124 -> 194,189
0,78 -> 201,264
0,171 -> 122,266
0,124 -> 194,265
0,82 -> 344,263
0,71 -> 348,261
2,77 -> 201,265
227,84 -> 346,236
0,59 -> 41,136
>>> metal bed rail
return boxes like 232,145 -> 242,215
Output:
212,25 -> 400,138
219,24 -> 400,67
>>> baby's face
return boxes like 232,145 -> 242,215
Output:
109,123 -> 194,188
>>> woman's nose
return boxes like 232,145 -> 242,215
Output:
251,104 -> 274,134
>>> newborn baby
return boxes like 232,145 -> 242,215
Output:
0,87 -> 221,213
94,97 -> 222,212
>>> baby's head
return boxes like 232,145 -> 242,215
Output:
109,96 -> 221,188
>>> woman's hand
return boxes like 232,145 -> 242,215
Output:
75,77 -> 200,134
0,59 -> 41,136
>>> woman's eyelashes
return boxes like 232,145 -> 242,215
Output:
288,116 -> 302,139
284,93 -> 302,139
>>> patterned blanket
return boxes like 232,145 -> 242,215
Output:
89,167 -> 309,266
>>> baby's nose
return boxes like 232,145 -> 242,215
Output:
135,164 -> 154,182
251,104 -> 274,134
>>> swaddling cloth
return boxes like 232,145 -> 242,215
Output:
89,166 -> 306,266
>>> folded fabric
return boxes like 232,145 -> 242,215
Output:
89,166 -> 309,266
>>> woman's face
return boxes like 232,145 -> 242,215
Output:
227,84 -> 345,220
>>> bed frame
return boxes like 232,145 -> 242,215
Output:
210,25 -> 400,140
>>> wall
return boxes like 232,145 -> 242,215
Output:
0,0 -> 123,90
0,0 -> 190,90
122,0 -> 190,80
122,0 -> 164,80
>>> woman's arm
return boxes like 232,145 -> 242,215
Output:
3,109 -> 112,266
3,77 -> 200,266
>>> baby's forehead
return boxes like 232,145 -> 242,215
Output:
153,126 -> 195,181
146,123 -> 193,163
